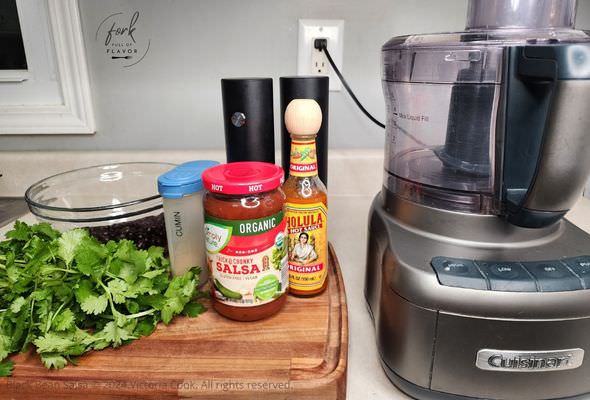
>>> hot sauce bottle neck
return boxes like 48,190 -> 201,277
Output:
289,137 -> 319,178
290,134 -> 316,141
284,99 -> 323,179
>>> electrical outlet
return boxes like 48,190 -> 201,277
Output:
311,47 -> 328,75
297,19 -> 344,91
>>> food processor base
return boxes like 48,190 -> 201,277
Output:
379,358 -> 590,400
365,191 -> 590,400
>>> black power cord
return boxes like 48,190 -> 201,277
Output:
314,38 -> 385,129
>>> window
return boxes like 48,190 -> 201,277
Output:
0,0 -> 95,134
0,0 -> 28,73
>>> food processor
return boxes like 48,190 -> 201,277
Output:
364,0 -> 590,399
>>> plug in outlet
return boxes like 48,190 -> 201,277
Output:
311,44 -> 328,75
297,19 -> 344,91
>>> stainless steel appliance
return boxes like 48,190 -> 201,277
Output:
364,1 -> 590,398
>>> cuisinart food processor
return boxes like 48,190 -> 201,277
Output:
364,0 -> 590,399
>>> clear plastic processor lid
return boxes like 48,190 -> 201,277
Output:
383,0 -> 588,84
381,0 -> 590,213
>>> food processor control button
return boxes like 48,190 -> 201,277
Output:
442,261 -> 469,274
562,256 -> 590,289
489,264 -> 519,279
522,261 -> 583,292
537,264 -> 565,278
430,257 -> 488,290
476,262 -> 537,292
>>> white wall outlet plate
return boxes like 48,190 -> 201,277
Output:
297,19 -> 344,91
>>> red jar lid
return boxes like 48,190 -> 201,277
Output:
202,162 -> 284,195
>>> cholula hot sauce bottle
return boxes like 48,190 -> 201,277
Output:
283,99 -> 328,296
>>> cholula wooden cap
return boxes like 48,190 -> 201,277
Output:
284,99 -> 322,137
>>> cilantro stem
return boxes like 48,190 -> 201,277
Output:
21,292 -> 36,352
96,280 -> 154,320
46,301 -> 67,333
126,309 -> 156,319
96,280 -> 120,321
0,256 -> 26,264
41,267 -> 80,275
0,255 -> 25,262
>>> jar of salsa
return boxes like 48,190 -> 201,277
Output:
202,162 -> 288,321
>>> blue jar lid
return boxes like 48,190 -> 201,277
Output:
157,160 -> 219,199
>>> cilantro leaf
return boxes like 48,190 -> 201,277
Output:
113,241 -> 148,283
0,361 -> 14,377
40,353 -> 68,369
161,297 -> 185,325
0,221 -> 206,375
125,300 -> 140,314
94,321 -> 135,348
74,236 -> 108,278
5,221 -> 31,241
0,334 -> 12,360
107,279 -> 129,304
141,269 -> 166,280
128,277 -> 155,296
75,280 -> 108,315
182,302 -> 207,318
79,293 -> 108,316
9,296 -> 26,314
133,316 -> 157,337
57,229 -> 87,266
31,223 -> 60,241
53,309 -> 75,332
33,332 -> 78,353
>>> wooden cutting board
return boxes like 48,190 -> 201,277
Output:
0,244 -> 348,400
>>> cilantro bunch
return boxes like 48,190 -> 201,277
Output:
0,221 -> 206,377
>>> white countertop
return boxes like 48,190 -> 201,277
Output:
2,150 -> 590,399
330,193 -> 409,399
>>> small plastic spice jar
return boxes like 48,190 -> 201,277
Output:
158,160 -> 219,284
201,162 -> 289,321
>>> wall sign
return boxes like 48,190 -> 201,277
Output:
95,10 -> 150,68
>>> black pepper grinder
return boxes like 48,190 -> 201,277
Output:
221,78 -> 275,164
280,76 -> 329,186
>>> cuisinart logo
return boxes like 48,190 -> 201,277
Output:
476,349 -> 584,372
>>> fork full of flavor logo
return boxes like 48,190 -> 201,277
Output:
95,10 -> 151,68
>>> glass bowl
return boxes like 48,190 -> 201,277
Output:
25,162 -> 176,249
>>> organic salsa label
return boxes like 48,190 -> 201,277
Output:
285,202 -> 328,292
204,211 -> 288,307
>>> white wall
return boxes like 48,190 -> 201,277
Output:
0,0 -> 590,151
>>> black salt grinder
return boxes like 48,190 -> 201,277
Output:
221,78 -> 275,164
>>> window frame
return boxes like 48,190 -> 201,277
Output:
0,0 -> 95,135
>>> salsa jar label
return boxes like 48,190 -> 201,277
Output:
204,211 -> 288,307
285,202 -> 328,292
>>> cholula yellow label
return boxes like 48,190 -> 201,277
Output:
289,140 -> 318,177
285,202 -> 328,292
